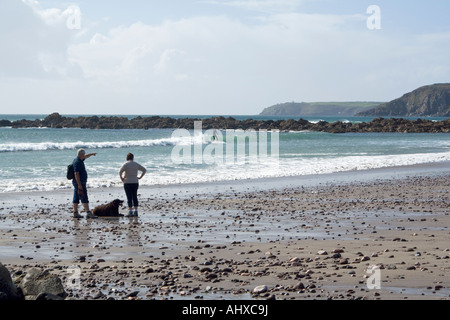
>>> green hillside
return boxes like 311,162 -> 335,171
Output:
356,84 -> 450,117
260,102 -> 383,116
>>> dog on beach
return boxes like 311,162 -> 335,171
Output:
92,199 -> 124,217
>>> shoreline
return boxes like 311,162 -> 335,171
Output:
0,160 -> 449,202
0,161 -> 449,300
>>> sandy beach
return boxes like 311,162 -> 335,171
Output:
0,162 -> 449,300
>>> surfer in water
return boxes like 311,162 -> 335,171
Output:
211,129 -> 219,142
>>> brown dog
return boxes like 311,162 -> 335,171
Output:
93,199 -> 124,217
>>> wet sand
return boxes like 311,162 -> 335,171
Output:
0,162 -> 449,300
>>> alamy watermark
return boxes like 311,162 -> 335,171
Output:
171,121 -> 279,165
63,5 -> 378,32
66,265 -> 81,290
366,265 -> 381,290
65,5 -> 81,30
367,5 -> 381,30
60,5 -> 379,32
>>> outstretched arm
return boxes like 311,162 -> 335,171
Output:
84,153 -> 97,159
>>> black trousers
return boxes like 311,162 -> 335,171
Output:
124,183 -> 139,208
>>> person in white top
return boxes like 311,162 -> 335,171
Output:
119,153 -> 147,217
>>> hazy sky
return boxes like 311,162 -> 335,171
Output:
1,0 -> 449,115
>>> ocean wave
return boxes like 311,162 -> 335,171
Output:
0,135 -> 207,153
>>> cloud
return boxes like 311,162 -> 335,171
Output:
63,13 -> 398,112
201,0 -> 304,14
23,0 -> 80,28
1,0 -> 450,115
0,0 -> 82,78
154,49 -> 187,75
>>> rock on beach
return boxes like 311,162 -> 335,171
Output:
253,285 -> 268,294
18,267 -> 67,300
0,263 -> 23,300
0,264 -> 67,300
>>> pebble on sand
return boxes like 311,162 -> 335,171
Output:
253,285 -> 268,294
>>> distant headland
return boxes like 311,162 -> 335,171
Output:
260,102 -> 382,117
1,113 -> 449,133
260,83 -> 450,118
356,83 -> 450,117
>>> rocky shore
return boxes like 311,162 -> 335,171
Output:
1,113 -> 449,133
1,170 -> 449,300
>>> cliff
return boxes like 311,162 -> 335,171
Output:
357,84 -> 450,117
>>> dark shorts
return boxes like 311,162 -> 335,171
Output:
72,181 -> 89,204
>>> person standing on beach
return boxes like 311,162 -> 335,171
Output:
72,148 -> 97,219
119,153 -> 147,217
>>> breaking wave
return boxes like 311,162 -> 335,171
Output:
0,135 -> 206,153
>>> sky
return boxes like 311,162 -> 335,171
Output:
0,0 -> 449,115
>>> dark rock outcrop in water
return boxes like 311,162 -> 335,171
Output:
357,83 -> 450,117
1,113 -> 449,133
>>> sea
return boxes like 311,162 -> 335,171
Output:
0,114 -> 449,193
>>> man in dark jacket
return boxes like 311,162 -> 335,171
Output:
72,148 -> 97,219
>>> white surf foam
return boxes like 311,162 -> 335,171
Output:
1,151 -> 449,193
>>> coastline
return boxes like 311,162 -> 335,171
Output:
0,161 -> 449,300
1,160 -> 449,202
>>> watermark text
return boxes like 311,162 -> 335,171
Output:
171,121 -> 279,166
367,5 -> 381,30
